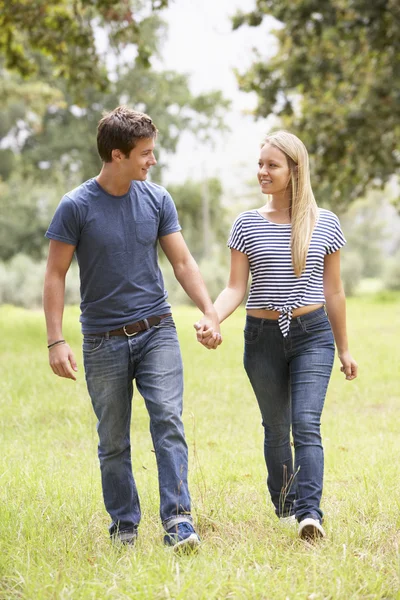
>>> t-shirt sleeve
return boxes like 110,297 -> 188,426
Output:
326,213 -> 346,254
227,215 -> 247,254
45,195 -> 81,246
158,191 -> 182,237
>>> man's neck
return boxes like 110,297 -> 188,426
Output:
96,166 -> 131,196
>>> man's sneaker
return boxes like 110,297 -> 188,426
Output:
279,514 -> 296,526
112,529 -> 138,546
298,517 -> 326,540
164,522 -> 201,552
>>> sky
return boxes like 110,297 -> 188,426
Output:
156,0 -> 279,195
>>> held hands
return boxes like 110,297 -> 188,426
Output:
194,313 -> 222,350
338,350 -> 358,381
48,342 -> 78,380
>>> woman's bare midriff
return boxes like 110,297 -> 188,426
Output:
247,304 -> 324,320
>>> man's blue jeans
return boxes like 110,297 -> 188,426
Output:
83,316 -> 192,538
243,308 -> 335,523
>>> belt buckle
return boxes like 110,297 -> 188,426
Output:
123,325 -> 139,337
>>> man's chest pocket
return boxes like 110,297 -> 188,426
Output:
135,219 -> 158,246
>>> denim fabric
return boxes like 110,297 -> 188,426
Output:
243,307 -> 335,523
83,316 -> 192,537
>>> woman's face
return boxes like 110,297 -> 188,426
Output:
257,143 -> 291,197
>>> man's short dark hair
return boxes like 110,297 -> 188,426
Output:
97,106 -> 158,162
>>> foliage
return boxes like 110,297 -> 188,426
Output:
233,1 -> 400,209
168,178 -> 229,260
0,173 -> 66,261
0,301 -> 400,598
162,247 -> 229,306
0,4 -> 230,262
383,249 -> 400,290
341,193 -> 387,279
17,68 -> 229,183
338,191 -> 400,295
0,254 -> 80,307
0,149 -> 15,181
340,249 -> 363,296
0,1 -> 172,167
0,0 -> 169,96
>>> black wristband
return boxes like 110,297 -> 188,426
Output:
47,339 -> 66,349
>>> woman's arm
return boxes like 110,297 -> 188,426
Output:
214,249 -> 250,323
194,249 -> 249,347
323,250 -> 358,380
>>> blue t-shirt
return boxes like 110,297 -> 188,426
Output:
46,178 -> 181,333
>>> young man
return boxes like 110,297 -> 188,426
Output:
43,106 -> 221,551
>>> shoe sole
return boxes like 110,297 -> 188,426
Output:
112,533 -> 137,546
299,518 -> 325,540
279,515 -> 297,526
171,533 -> 201,553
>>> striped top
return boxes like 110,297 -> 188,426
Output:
228,208 -> 346,336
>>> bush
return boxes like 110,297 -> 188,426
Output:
0,254 -> 80,308
383,251 -> 400,291
160,247 -> 230,306
1,254 -> 45,308
340,250 -> 363,296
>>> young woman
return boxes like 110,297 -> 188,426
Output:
197,131 -> 358,539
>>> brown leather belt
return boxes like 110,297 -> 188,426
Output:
88,313 -> 172,337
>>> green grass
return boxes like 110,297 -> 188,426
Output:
0,297 -> 399,599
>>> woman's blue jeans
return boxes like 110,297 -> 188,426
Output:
243,308 -> 335,523
83,316 -> 192,538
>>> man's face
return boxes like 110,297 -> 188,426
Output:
121,137 -> 157,181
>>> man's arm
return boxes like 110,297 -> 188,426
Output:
159,232 -> 222,349
323,250 -> 358,381
43,239 -> 78,380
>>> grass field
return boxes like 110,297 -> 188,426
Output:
0,297 -> 399,599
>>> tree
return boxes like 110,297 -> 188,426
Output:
0,0 -> 168,96
0,72 -> 229,260
0,0 -> 173,177
341,194 -> 385,279
0,176 -> 65,261
167,178 -> 228,261
0,0 -> 231,262
19,66 -> 229,183
233,1 -> 400,209
0,1 -> 229,184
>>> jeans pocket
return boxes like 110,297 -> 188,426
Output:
244,324 -> 261,344
82,336 -> 105,353
304,315 -> 331,334
153,316 -> 176,329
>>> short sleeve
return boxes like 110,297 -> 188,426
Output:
227,215 -> 247,254
326,213 -> 346,254
45,195 -> 81,246
158,191 -> 181,237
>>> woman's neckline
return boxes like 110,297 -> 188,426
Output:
255,209 -> 291,226
254,207 -> 321,227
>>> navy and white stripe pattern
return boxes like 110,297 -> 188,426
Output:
228,208 -> 346,337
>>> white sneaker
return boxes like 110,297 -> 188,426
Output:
279,515 -> 296,526
298,517 -> 326,540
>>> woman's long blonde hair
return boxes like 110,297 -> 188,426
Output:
262,131 -> 318,277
